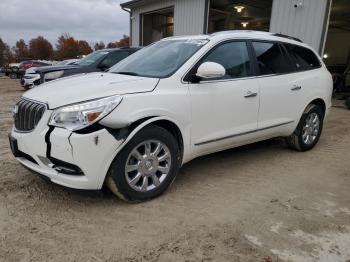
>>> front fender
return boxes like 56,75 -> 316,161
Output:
98,116 -> 189,188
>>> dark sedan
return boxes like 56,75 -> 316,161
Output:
31,47 -> 140,86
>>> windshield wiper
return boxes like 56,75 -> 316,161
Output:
115,71 -> 139,76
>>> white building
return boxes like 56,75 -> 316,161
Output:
121,0 -> 350,66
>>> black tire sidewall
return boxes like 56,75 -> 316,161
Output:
109,125 -> 180,201
295,105 -> 324,151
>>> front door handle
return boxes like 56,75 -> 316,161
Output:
244,91 -> 258,98
291,85 -> 302,91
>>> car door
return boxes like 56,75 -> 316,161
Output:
251,41 -> 302,133
188,40 -> 260,156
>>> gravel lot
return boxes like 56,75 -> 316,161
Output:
0,77 -> 350,262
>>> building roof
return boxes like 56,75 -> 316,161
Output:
120,0 -> 152,8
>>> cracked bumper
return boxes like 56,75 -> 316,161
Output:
10,111 -> 124,190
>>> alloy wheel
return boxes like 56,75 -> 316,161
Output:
125,140 -> 171,192
302,112 -> 320,145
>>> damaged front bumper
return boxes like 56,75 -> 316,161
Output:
9,111 -> 124,190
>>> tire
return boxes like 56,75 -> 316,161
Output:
9,73 -> 17,79
286,104 -> 324,151
106,125 -> 181,202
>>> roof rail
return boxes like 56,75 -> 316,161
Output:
273,33 -> 303,43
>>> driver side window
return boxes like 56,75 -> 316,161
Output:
202,41 -> 251,80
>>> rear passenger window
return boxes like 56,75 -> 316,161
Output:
284,44 -> 321,71
202,41 -> 251,79
252,42 -> 294,75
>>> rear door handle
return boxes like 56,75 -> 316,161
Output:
244,91 -> 258,98
291,85 -> 302,91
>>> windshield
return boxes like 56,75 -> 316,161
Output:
76,51 -> 109,66
110,39 -> 208,78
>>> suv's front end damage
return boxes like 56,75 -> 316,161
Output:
9,98 -> 125,189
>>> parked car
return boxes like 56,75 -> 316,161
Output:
5,63 -> 21,79
19,60 -> 52,83
28,48 -> 140,87
19,60 -> 52,71
21,60 -> 80,89
9,31 -> 332,202
21,67 -> 41,89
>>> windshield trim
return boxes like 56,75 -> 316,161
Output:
112,39 -> 209,79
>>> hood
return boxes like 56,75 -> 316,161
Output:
25,67 -> 38,74
34,64 -> 80,73
23,72 -> 159,109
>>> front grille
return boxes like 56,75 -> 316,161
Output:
14,98 -> 46,132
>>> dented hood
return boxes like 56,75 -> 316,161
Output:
23,72 -> 159,108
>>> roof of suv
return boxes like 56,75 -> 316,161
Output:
163,30 -> 308,48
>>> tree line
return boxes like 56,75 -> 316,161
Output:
0,34 -> 129,66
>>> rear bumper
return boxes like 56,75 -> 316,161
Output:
10,113 -> 124,190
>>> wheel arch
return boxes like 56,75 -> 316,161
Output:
308,98 -> 326,116
101,116 -> 185,188
127,117 -> 184,162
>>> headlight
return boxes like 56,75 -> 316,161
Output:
49,95 -> 123,131
44,70 -> 64,81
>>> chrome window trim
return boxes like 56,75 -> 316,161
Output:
181,38 -> 323,85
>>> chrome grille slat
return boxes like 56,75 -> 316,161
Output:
20,100 -> 29,130
14,98 -> 46,132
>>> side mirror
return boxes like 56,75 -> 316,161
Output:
195,62 -> 225,80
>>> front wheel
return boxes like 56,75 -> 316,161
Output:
286,104 -> 324,151
106,125 -> 180,202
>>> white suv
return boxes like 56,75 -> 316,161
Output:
9,31 -> 332,202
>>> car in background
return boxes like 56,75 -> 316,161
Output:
19,60 -> 52,71
9,63 -> 21,72
21,59 -> 80,89
29,48 -> 140,87
19,60 -> 52,79
4,63 -> 21,79
21,67 -> 41,90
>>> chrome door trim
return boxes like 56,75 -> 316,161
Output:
194,121 -> 294,146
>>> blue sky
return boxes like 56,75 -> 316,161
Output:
0,0 -> 129,47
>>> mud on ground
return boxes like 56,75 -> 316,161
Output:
0,77 -> 350,262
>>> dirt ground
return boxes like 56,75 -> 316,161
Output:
0,76 -> 349,262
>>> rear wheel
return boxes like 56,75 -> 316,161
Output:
9,72 -> 17,79
286,104 -> 324,151
106,125 -> 180,202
